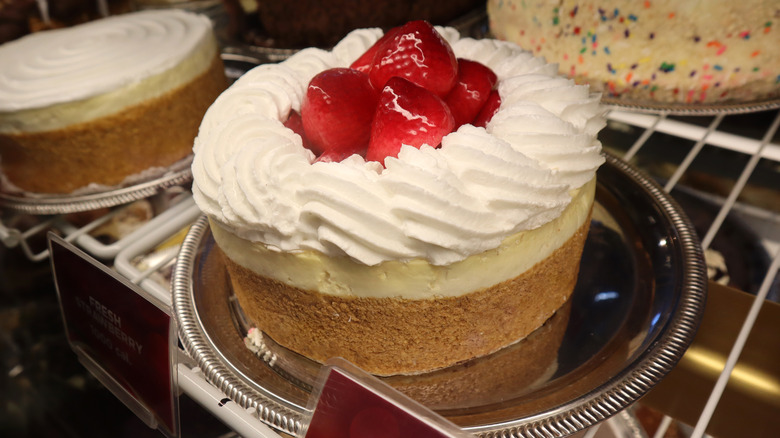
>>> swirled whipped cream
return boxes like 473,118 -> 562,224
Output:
192,27 -> 605,267
0,9 -> 217,133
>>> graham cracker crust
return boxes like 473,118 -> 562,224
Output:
387,299 -> 571,408
0,55 -> 227,194
224,210 -> 592,376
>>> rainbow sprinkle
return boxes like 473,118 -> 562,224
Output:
489,0 -> 779,103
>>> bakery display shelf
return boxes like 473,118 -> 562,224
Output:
600,107 -> 780,438
0,185 -> 192,263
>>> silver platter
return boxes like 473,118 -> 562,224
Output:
601,96 -> 780,116
172,152 -> 707,437
0,159 -> 192,216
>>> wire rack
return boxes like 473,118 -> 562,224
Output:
600,107 -> 780,438
1,106 -> 778,437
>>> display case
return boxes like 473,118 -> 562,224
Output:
1,5 -> 778,438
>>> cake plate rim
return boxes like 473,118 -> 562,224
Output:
601,96 -> 780,116
0,153 -> 193,216
172,151 -> 708,437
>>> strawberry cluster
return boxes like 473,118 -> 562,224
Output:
285,20 -> 501,166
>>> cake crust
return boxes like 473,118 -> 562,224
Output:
388,300 -> 571,409
0,55 -> 227,194
224,208 -> 592,376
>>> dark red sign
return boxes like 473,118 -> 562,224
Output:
49,234 -> 178,437
305,359 -> 468,438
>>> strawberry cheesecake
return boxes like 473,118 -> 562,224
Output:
192,21 -> 605,376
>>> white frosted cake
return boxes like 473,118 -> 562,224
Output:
192,22 -> 605,375
0,9 -> 227,194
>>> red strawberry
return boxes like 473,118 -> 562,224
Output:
283,110 -> 316,153
471,90 -> 502,128
367,20 -> 458,97
366,77 -> 455,165
301,68 -> 379,156
349,26 -> 401,73
445,59 -> 498,128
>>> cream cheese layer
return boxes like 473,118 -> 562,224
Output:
212,177 -> 595,299
0,9 -> 217,134
193,26 -> 606,267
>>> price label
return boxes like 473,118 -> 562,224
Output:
49,234 -> 179,437
305,358 -> 469,438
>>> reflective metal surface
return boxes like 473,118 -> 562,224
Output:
0,159 -> 192,215
173,152 -> 707,437
601,96 -> 780,116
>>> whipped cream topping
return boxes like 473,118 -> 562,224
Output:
0,9 -> 214,114
192,27 -> 605,266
